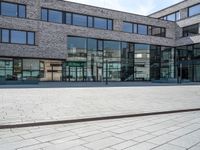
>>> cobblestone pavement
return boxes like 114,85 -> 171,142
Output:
0,84 -> 200,125
1,111 -> 200,150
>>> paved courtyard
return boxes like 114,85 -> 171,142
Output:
0,83 -> 200,125
1,111 -> 200,150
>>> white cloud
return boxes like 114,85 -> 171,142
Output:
66,0 -> 183,15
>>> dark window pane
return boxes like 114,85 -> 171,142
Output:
189,4 -> 200,17
49,10 -> 62,23
19,5 -> 26,18
108,19 -> 113,30
1,2 -> 17,17
138,24 -> 147,35
66,13 -> 72,24
123,22 -> 132,33
183,24 -> 199,37
73,14 -> 87,27
167,13 -> 176,21
94,17 -> 107,29
11,30 -> 26,44
2,29 -> 9,43
151,26 -> 161,36
27,32 -> 35,45
160,28 -> 166,37
88,16 -> 93,28
41,9 -> 48,21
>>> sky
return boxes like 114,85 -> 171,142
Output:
66,0 -> 183,16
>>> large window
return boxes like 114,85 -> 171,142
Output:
161,11 -> 180,21
0,28 -> 35,45
41,8 -> 113,30
188,4 -> 200,17
183,24 -> 199,37
0,2 -> 26,18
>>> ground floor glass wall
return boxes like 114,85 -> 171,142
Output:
176,44 -> 200,82
0,58 -> 63,81
1,39 -> 199,82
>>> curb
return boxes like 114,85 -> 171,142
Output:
1,108 -> 200,129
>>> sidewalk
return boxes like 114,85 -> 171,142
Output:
1,111 -> 200,150
0,84 -> 200,126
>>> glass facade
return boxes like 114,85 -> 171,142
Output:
0,2 -> 26,18
0,58 -> 63,81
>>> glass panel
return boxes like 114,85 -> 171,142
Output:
49,10 -> 62,23
1,2 -> 17,17
103,41 -> 121,81
189,4 -> 200,17
41,8 -> 48,21
66,13 -> 72,24
98,40 -> 103,51
176,11 -> 180,20
138,24 -> 147,35
104,40 -> 121,58
167,13 -> 176,21
67,36 -> 87,61
2,29 -> 9,43
11,30 -> 26,44
150,45 -> 161,80
73,14 -> 87,27
94,17 -> 107,29
88,16 -> 93,27
18,5 -> 26,18
108,19 -> 113,30
183,24 -> 199,37
121,42 -> 134,81
123,22 -> 132,33
151,26 -> 163,37
134,44 -> 150,81
27,32 -> 35,45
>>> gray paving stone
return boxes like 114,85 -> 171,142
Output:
170,129 -> 200,148
84,137 -> 123,150
111,140 -> 138,150
124,142 -> 157,150
152,144 -> 186,150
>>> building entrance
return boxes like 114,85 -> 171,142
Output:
64,62 -> 86,82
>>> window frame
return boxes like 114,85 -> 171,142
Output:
0,28 -> 35,45
0,1 -> 26,18
41,7 -> 113,31
188,3 -> 200,17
